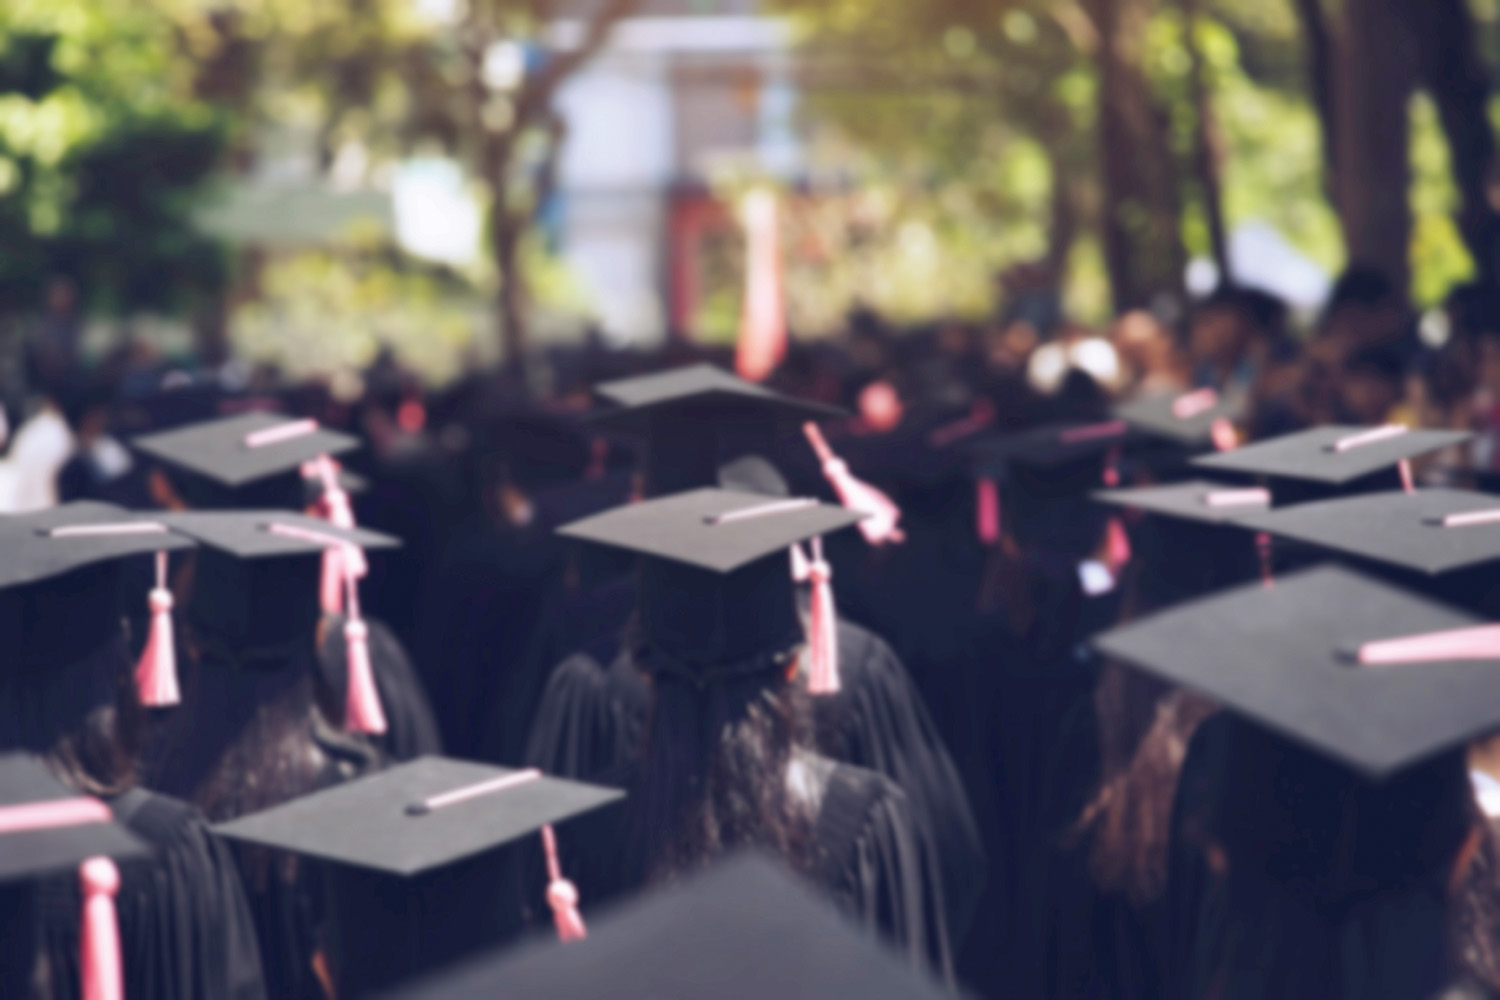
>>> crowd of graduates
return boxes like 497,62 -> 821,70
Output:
5,261 -> 1500,999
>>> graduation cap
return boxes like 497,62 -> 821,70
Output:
0,502 -> 196,709
968,421 -> 1131,558
1095,564 -> 1500,779
1192,425 -> 1471,492
1113,387 -> 1244,447
1093,481 -> 1267,609
559,488 -> 860,690
159,511 -> 398,735
1230,487 -> 1500,576
588,364 -> 844,496
215,756 -> 623,998
1093,479 -> 1272,526
0,753 -> 147,1000
134,412 -> 359,509
379,851 -> 952,1000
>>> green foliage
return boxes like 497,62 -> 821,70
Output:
0,0 -> 230,314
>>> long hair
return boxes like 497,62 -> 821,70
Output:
0,633 -> 141,797
624,628 -> 815,886
1071,671 -> 1217,906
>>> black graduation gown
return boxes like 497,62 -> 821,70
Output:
525,620 -> 983,967
559,749 -> 950,981
143,646 -> 381,1000
35,787 -> 267,1000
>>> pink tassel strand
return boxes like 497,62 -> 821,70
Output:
342,580 -> 387,735
135,551 -> 180,707
803,422 -> 905,546
976,477 -> 1001,546
789,542 -> 811,583
1399,458 -> 1416,494
1354,624 -> 1500,665
804,537 -> 840,695
542,824 -> 587,942
80,857 -> 123,1000
1103,517 -> 1132,575
1256,532 -> 1274,588
1210,418 -> 1238,452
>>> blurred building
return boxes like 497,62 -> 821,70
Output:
551,0 -> 801,345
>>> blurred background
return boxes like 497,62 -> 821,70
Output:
2,0 -> 1500,476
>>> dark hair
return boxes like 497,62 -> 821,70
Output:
1072,671 -> 1217,905
0,634 -> 142,797
625,630 -> 814,885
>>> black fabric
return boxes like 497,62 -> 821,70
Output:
379,852 -> 948,1000
35,787 -> 267,1000
525,619 -> 981,975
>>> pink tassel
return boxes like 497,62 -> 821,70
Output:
542,824 -> 587,942
320,547 -> 346,616
1256,531 -> 1274,589
976,477 -> 1001,546
135,551 -> 180,707
790,542 -> 811,583
803,422 -> 905,546
80,857 -> 123,1000
1102,445 -> 1122,488
1103,517 -> 1132,575
1399,458 -> 1416,494
804,537 -> 840,695
342,580 -> 387,736
1211,418 -> 1238,452
1354,624 -> 1500,665
734,189 -> 787,383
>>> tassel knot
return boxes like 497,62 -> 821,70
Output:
803,422 -> 905,546
342,577 -> 388,735
80,856 -> 123,1000
135,552 -> 180,707
542,824 -> 587,942
804,537 -> 840,695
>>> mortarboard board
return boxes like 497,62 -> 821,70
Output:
134,412 -> 359,508
0,753 -> 146,882
1093,479 -> 1271,526
379,851 -> 953,1000
1192,425 -> 1470,487
559,488 -> 860,676
969,419 -> 1134,474
1113,387 -> 1244,447
1095,564 -> 1500,779
159,510 -> 400,731
588,365 -> 844,496
0,503 -> 196,708
1230,487 -> 1500,576
0,753 -> 148,1000
216,756 -> 622,997
558,487 -> 858,575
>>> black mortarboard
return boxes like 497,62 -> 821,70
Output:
380,851 -> 952,1000
969,421 -> 1130,558
559,488 -> 860,668
589,364 -> 844,496
158,511 -> 396,650
0,754 -> 148,998
1093,480 -> 1265,609
216,756 -> 622,997
1231,488 -> 1500,576
1192,425 -> 1470,487
134,412 -> 359,508
1094,479 -> 1271,526
558,487 -> 858,574
0,753 -> 146,882
0,502 -> 193,671
1113,388 -> 1244,447
1095,565 -> 1500,778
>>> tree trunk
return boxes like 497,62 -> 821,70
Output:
1331,0 -> 1417,295
493,203 -> 527,377
1396,0 -> 1500,287
1086,0 -> 1185,312
1292,0 -> 1338,202
1182,0 -> 1229,281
